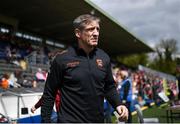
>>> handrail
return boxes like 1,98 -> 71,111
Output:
0,88 -> 43,97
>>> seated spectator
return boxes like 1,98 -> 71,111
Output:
0,74 -> 10,89
21,75 -> 34,88
5,45 -> 12,63
35,68 -> 47,82
8,72 -> 21,88
19,58 -> 27,70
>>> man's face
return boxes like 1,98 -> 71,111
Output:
76,20 -> 100,47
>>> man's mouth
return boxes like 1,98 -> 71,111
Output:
91,38 -> 98,41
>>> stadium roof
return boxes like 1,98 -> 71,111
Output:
0,0 -> 153,57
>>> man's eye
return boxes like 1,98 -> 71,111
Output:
89,28 -> 94,31
86,27 -> 99,32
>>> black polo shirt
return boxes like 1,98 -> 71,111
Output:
41,45 -> 121,123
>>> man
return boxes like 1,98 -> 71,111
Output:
41,14 -> 128,123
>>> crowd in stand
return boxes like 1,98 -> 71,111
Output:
0,41 -> 49,89
0,40 -> 178,101
104,65 -> 178,122
0,40 -> 179,123
1,40 -> 50,64
0,69 -> 48,89
112,67 -> 178,107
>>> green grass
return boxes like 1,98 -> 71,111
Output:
112,104 -> 180,123
132,105 -> 167,123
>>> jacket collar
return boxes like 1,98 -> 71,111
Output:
72,43 -> 97,57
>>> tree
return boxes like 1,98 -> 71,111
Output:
159,39 -> 178,61
149,38 -> 178,74
116,53 -> 149,68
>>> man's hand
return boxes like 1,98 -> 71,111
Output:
116,105 -> 128,122
31,106 -> 36,113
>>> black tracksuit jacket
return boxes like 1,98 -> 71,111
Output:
41,45 -> 121,123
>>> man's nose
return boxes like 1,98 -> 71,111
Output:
93,29 -> 99,36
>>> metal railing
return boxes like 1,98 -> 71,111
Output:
0,88 -> 42,122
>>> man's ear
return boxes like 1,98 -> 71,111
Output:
75,28 -> 81,38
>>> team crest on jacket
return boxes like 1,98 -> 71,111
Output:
96,59 -> 103,68
66,61 -> 80,68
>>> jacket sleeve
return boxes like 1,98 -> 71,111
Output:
41,56 -> 63,122
104,61 -> 121,109
34,97 -> 43,109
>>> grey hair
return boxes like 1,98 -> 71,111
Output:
73,14 -> 100,30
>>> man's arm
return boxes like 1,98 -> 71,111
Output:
41,57 -> 63,122
104,62 -> 128,121
104,61 -> 121,108
35,97 -> 43,109
31,97 -> 43,113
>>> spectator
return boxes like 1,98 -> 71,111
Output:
118,70 -> 133,123
5,45 -> 11,63
0,74 -> 9,89
35,68 -> 47,82
8,72 -> 21,88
